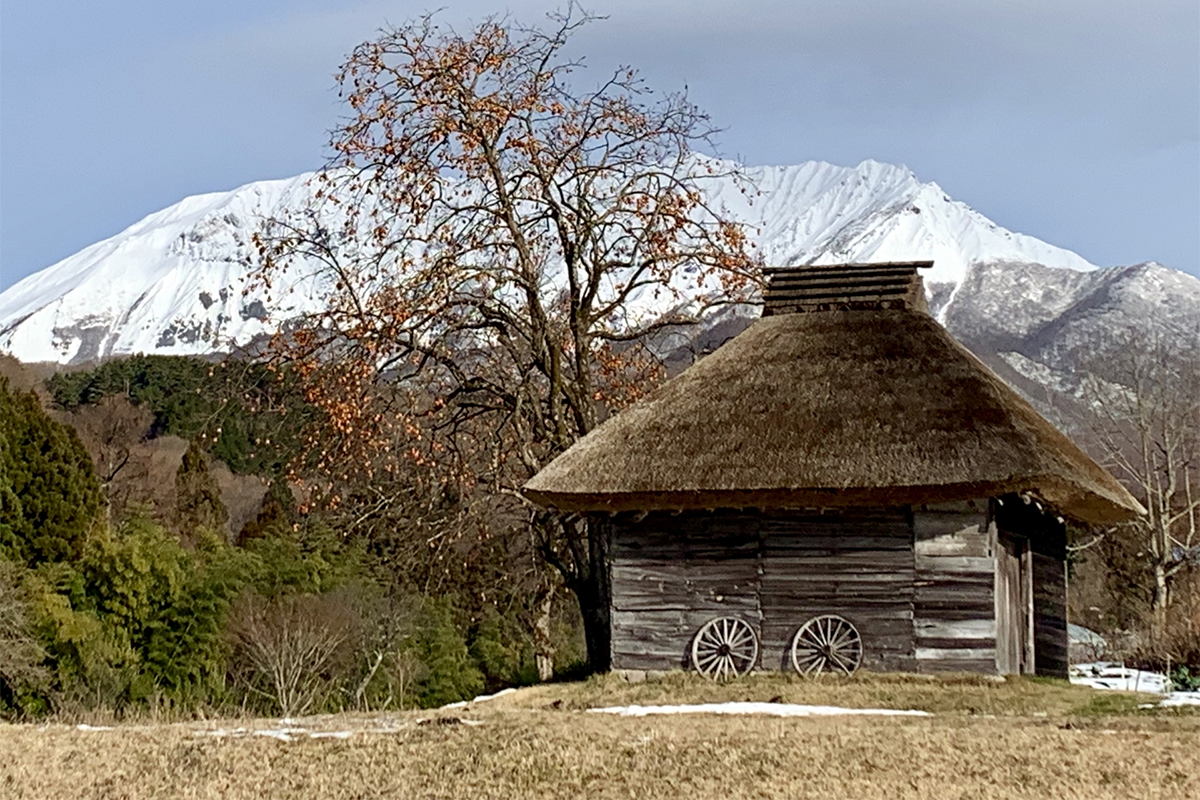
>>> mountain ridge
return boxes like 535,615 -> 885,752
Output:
1,158 -> 1107,366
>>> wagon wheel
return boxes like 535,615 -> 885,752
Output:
691,617 -> 759,680
789,615 -> 863,676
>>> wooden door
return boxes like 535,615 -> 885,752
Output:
995,533 -> 1033,674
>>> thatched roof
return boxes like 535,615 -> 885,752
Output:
523,266 -> 1142,525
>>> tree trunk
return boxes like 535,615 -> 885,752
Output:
577,585 -> 611,673
533,585 -> 555,682
575,516 -> 612,672
1152,562 -> 1169,637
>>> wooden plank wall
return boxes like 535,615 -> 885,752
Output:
758,510 -> 915,672
611,508 -> 921,673
609,501 -> 1056,677
912,502 -> 997,673
610,510 -> 761,670
995,495 -> 1069,678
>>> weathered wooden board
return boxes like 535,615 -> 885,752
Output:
914,618 -> 996,639
912,505 -> 997,675
1032,552 -> 1068,678
995,532 -> 1026,675
915,555 -> 995,573
915,647 -> 997,661
916,658 -> 998,673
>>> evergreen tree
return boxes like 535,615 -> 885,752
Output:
0,378 -> 101,565
174,439 -> 228,538
409,598 -> 483,707
236,476 -> 294,544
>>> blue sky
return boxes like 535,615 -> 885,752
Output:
2,0 -> 1197,290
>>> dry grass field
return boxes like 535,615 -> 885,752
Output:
2,673 -> 1197,800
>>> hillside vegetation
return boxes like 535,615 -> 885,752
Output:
1,357 -> 583,719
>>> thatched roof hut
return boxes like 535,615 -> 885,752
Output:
524,262 -> 1142,680
524,263 -> 1140,525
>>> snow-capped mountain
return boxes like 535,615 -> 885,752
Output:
0,159 -> 1103,366
0,175 -> 321,365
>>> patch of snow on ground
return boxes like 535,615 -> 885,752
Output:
588,702 -> 929,718
1069,662 -> 1170,694
1158,692 -> 1200,707
196,719 -> 409,742
440,687 -> 517,709
1070,661 -> 1200,706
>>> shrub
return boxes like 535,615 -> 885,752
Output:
469,603 -> 537,690
17,517 -> 251,712
228,589 -> 361,716
25,564 -> 139,712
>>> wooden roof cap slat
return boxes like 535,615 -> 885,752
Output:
761,261 -> 934,274
767,278 -> 913,291
768,269 -> 917,280
766,286 -> 911,300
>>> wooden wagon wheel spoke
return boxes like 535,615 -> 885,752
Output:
827,649 -> 855,675
789,615 -> 863,676
729,630 -> 755,648
794,651 -> 820,669
691,617 -> 759,680
829,624 -> 854,649
796,652 -> 821,674
731,640 -> 755,659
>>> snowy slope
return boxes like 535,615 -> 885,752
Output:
709,159 -> 1092,286
0,175 -> 322,364
0,159 -> 1098,364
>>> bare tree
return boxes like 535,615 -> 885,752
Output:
1081,329 -> 1200,630
0,559 -> 49,707
230,592 -> 357,717
62,395 -> 154,523
252,7 -> 756,670
349,592 -> 424,711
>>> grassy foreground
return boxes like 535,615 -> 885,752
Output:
2,673 -> 1197,800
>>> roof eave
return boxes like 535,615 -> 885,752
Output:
522,478 -> 1144,526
